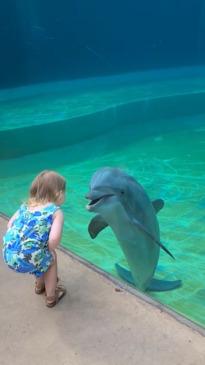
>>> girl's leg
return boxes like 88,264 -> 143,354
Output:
44,250 -> 66,307
35,274 -> 45,291
44,250 -> 58,298
35,275 -> 45,294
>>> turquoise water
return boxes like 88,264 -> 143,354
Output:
1,110 -> 205,327
0,72 -> 205,326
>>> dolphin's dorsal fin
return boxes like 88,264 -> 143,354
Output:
152,199 -> 164,213
132,218 -> 175,259
88,215 -> 108,239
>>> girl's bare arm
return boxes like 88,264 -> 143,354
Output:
48,210 -> 64,251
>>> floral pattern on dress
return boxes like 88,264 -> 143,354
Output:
3,203 -> 59,277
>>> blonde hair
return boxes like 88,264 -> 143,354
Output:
28,170 -> 66,206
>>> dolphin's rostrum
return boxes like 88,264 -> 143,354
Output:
86,167 -> 182,292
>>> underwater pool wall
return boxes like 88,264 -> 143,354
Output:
1,90 -> 205,159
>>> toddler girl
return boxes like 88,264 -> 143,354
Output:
3,170 -> 66,307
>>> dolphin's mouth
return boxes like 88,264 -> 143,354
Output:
86,194 -> 114,210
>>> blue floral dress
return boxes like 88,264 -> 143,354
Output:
3,203 -> 60,277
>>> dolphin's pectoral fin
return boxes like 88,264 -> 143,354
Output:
148,278 -> 182,292
152,199 -> 164,213
88,215 -> 108,239
115,263 -> 135,285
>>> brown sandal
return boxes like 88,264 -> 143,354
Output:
46,285 -> 66,308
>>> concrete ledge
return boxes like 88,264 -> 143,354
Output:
60,246 -> 205,338
1,213 -> 205,365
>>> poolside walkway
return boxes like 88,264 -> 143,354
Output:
0,213 -> 205,365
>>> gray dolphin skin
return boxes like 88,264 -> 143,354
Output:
86,167 -> 182,292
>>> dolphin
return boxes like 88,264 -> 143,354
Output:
86,167 -> 182,292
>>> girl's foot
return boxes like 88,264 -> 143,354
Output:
35,281 -> 45,294
46,285 -> 66,308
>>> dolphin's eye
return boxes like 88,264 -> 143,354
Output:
121,190 -> 125,195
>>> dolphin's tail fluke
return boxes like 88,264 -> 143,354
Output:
115,263 -> 182,292
148,278 -> 182,291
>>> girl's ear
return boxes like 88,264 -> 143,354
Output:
55,190 -> 65,204
56,192 -> 61,200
